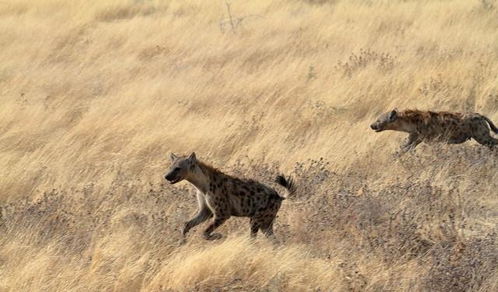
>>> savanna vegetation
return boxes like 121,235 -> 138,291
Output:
0,0 -> 497,291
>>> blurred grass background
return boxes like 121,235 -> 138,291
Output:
0,0 -> 497,290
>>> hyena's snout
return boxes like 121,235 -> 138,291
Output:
164,170 -> 182,184
370,123 -> 381,131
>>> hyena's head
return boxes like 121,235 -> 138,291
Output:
164,152 -> 197,184
370,109 -> 398,132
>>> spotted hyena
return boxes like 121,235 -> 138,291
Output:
164,152 -> 295,241
370,109 -> 498,152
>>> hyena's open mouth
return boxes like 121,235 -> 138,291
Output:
371,125 -> 383,132
168,177 -> 181,184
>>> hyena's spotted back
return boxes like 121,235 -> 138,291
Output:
215,177 -> 283,217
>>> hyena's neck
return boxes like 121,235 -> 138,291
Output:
394,115 -> 419,133
186,162 -> 216,194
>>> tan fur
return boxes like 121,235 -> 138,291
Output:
371,109 -> 498,152
164,153 -> 295,241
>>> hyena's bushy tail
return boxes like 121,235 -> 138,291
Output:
275,174 -> 296,199
482,115 -> 498,133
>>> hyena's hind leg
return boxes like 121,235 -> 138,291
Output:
260,220 -> 276,238
249,217 -> 260,238
203,215 -> 229,240
253,199 -> 281,241
472,133 -> 498,149
447,133 -> 470,144
448,137 -> 470,144
472,124 -> 498,149
260,218 -> 281,245
249,214 -> 276,239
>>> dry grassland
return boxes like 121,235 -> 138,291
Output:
0,0 -> 497,291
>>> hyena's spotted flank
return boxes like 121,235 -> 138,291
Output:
370,109 -> 498,152
164,152 -> 295,241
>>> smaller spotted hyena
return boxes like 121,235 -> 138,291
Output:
370,109 -> 498,152
164,152 -> 295,241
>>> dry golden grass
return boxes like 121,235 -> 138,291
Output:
1,0 -> 498,291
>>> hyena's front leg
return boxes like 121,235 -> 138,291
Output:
400,133 -> 422,153
182,206 -> 213,237
182,191 -> 212,237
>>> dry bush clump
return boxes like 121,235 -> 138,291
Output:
335,49 -> 397,78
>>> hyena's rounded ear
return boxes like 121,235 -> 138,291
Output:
188,152 -> 197,162
170,153 -> 178,161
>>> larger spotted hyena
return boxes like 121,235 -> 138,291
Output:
370,109 -> 498,152
164,152 -> 295,241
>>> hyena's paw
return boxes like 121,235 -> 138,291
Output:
178,237 -> 187,246
204,232 -> 223,241
181,227 -> 189,237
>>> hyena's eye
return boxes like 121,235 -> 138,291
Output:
174,167 -> 181,172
